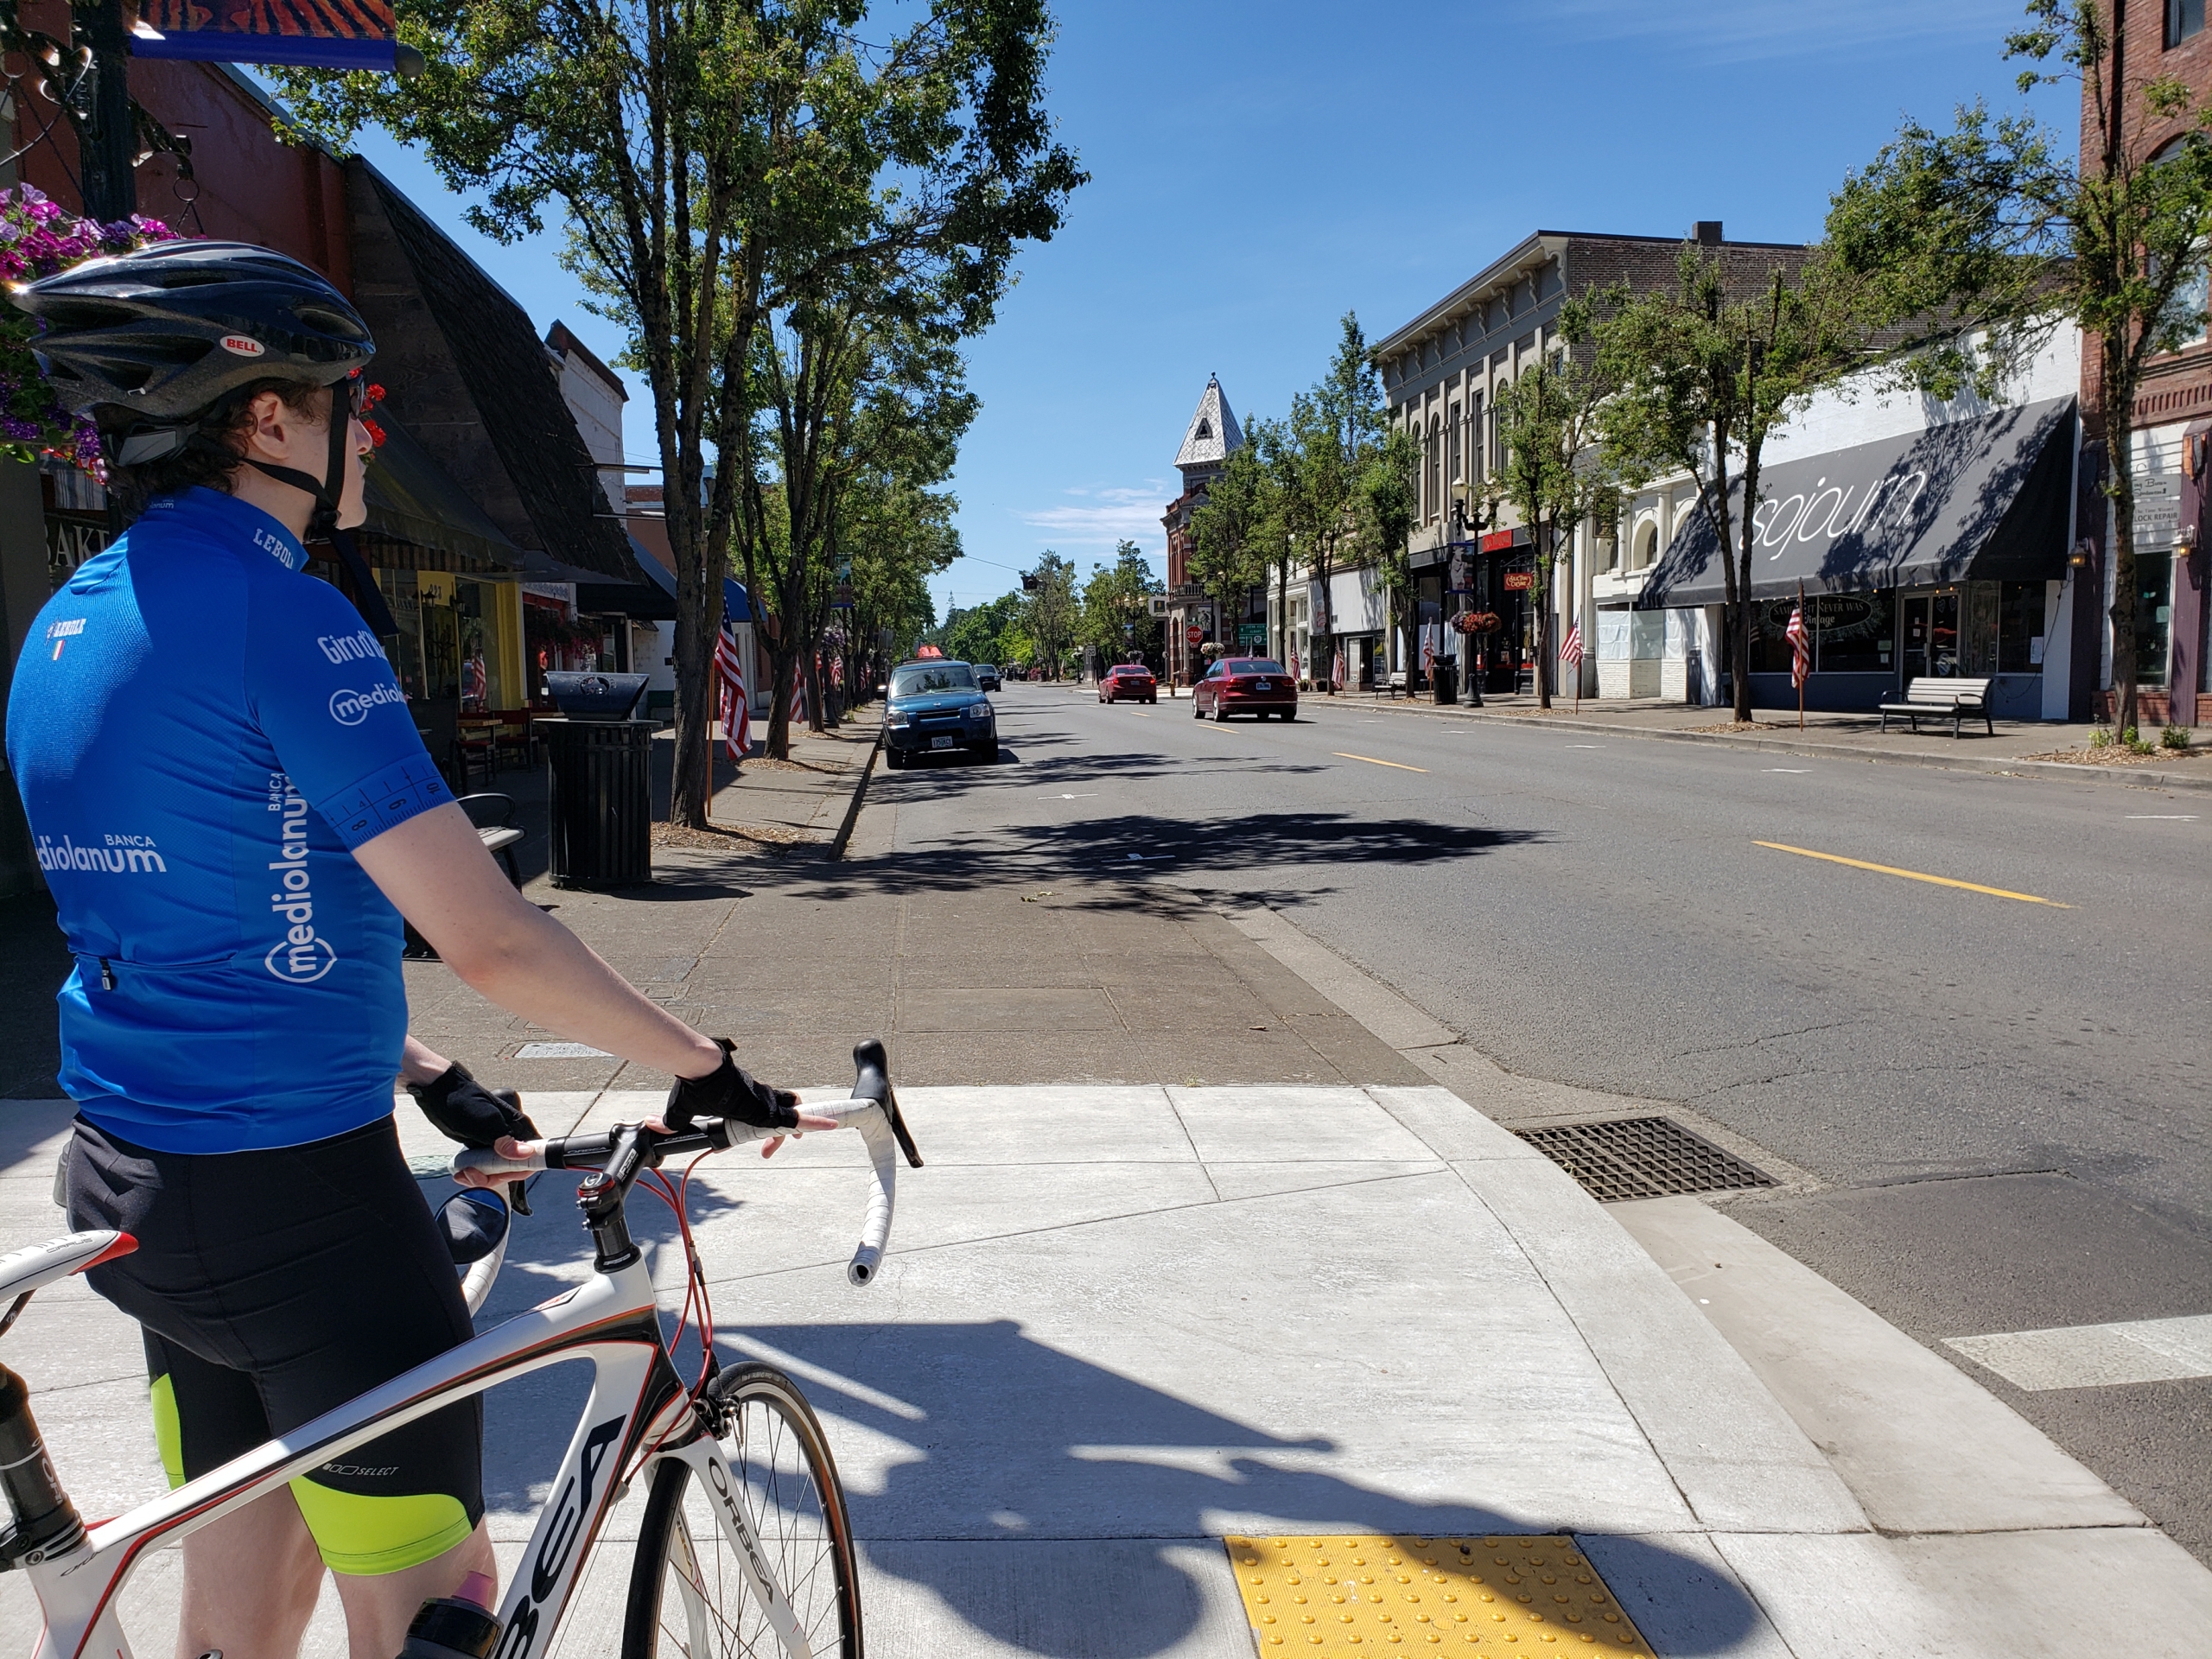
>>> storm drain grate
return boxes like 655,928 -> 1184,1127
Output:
1514,1116 -> 1774,1202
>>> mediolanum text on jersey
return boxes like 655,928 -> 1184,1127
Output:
264,775 -> 337,984
35,833 -> 165,874
327,683 -> 404,727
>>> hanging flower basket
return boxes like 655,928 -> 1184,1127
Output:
1453,611 -> 1503,636
0,187 -> 182,481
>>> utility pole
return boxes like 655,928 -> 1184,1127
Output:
71,0 -> 138,221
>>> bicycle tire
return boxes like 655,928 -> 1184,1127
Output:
621,1362 -> 861,1659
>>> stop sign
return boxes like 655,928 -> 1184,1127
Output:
1185,626 -> 1204,645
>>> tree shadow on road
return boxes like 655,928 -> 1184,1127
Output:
784,808 -> 1541,913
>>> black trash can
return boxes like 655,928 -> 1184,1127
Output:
538,717 -> 654,889
1432,661 -> 1458,706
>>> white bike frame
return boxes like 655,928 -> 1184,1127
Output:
23,1234 -> 823,1659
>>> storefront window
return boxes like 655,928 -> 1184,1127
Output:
377,569 -> 426,701
1812,591 -> 1894,673
2136,553 -> 2173,687
1997,582 -> 2047,674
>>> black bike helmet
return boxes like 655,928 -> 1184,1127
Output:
12,239 -> 374,421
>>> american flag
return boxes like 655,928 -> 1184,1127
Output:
1786,603 -> 1810,690
790,670 -> 807,725
1560,620 -> 1585,666
715,607 -> 749,765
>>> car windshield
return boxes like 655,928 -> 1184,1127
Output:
892,664 -> 978,697
1232,660 -> 1287,675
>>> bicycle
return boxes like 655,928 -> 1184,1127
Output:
0,1038 -> 922,1659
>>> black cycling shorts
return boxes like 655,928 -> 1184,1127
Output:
63,1114 -> 484,1575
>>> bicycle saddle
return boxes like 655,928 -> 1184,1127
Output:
0,1232 -> 137,1315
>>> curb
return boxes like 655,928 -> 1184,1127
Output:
1354,698 -> 2212,792
829,724 -> 882,861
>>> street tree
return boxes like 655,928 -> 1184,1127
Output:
281,0 -> 1083,823
1281,314 -> 1386,691
1077,541 -> 1165,667
946,591 -> 1024,668
1823,0 -> 2212,734
741,296 -> 976,753
840,468 -> 960,693
1188,441 -> 1271,655
1584,248 -> 1864,721
1022,550 -> 1080,677
1358,421 -> 1421,695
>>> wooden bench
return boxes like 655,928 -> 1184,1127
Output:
1880,676 -> 1993,737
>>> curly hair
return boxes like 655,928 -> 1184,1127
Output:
106,378 -> 334,520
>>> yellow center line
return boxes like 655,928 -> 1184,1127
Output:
1753,841 -> 2067,906
1332,751 -> 1429,772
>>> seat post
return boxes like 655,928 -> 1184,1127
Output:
0,1363 -> 85,1567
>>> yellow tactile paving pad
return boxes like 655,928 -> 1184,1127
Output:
1224,1535 -> 1652,1656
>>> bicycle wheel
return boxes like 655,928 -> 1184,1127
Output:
621,1362 -> 861,1659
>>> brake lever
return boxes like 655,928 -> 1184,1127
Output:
884,1086 -> 924,1169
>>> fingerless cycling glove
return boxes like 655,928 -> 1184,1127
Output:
664,1040 -> 799,1132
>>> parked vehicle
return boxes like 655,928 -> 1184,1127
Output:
883,659 -> 996,766
1001,663 -> 1029,682
1192,657 -> 1297,721
976,664 -> 1001,691
1098,664 -> 1158,705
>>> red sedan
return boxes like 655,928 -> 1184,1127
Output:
1098,664 -> 1158,704
1193,657 -> 1297,721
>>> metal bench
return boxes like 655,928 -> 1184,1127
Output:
1879,676 -> 1993,737
1379,671 -> 1410,700
403,794 -> 525,961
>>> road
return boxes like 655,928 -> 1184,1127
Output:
876,677 -> 2212,1562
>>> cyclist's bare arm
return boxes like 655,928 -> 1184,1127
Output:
356,804 -> 724,1083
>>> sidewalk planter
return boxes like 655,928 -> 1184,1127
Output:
541,717 -> 654,887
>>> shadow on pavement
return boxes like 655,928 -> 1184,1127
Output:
790,809 -> 1541,912
738,1319 -> 1763,1658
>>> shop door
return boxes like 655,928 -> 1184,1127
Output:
2135,554 -> 2172,687
1900,590 -> 1960,680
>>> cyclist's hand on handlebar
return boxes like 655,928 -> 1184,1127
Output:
664,1040 -> 840,1142
410,1061 -> 539,1149
454,1134 -> 542,1192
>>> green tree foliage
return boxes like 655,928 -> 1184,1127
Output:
1187,441 -> 1270,646
1277,314 -> 1384,690
1357,422 -> 1422,694
741,301 -> 976,752
1823,0 -> 2212,730
1077,541 -> 1166,666
280,0 -> 1082,821
1022,550 -> 1079,677
841,470 -> 958,684
944,592 -> 1026,669
1584,251 -> 1869,720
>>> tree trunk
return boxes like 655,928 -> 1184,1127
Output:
2107,375 -> 2139,734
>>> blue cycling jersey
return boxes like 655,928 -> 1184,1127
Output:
4,486 -> 453,1154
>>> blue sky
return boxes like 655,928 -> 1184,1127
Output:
339,1 -> 2075,622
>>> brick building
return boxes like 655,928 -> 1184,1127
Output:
2081,1 -> 2212,723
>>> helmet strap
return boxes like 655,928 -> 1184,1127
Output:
241,385 -> 351,536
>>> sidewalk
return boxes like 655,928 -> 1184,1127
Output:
3,761 -> 2209,1653
1330,687 -> 2212,791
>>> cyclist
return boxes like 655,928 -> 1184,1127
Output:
4,241 -> 834,1659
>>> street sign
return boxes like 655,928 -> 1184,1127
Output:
1186,626 -> 1205,645
1503,570 -> 1535,591
1481,530 -> 1517,553
1238,623 -> 1264,647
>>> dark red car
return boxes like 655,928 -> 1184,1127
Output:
1193,656 -> 1297,721
1098,664 -> 1158,704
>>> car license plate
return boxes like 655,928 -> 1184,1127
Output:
1254,681 -> 1271,690
931,735 -> 956,749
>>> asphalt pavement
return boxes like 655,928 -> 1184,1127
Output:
887,680 -> 2212,1565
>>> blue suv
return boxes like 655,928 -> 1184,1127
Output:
884,659 -> 997,767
